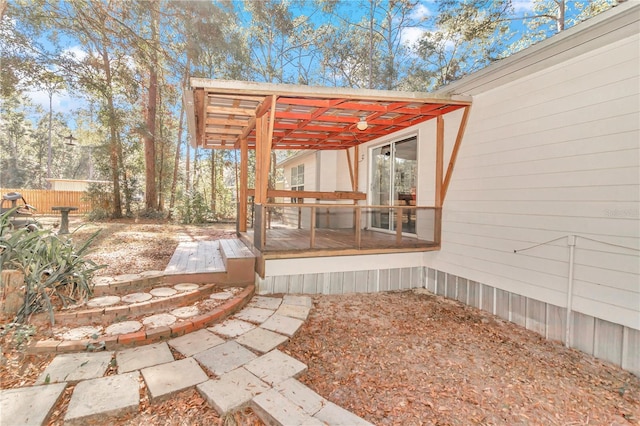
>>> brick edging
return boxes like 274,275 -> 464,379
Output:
28,285 -> 255,354
54,283 -> 220,326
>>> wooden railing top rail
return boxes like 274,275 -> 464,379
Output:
247,189 -> 366,201
263,202 -> 438,210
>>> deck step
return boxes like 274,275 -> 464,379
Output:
164,241 -> 226,283
219,239 -> 255,283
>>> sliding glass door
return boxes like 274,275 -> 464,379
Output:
370,137 -> 417,234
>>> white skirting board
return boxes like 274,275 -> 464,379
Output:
255,265 -> 639,377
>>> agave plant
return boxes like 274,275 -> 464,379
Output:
1,209 -> 104,324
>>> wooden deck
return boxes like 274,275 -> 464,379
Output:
243,228 -> 438,258
164,240 -> 225,275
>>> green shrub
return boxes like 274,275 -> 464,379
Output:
0,209 -> 104,324
83,182 -> 112,221
174,190 -> 212,224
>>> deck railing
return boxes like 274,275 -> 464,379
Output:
248,202 -> 441,253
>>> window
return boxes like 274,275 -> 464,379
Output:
290,164 -> 304,202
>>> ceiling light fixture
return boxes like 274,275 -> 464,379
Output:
356,116 -> 368,131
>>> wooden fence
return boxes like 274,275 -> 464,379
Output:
0,188 -> 109,215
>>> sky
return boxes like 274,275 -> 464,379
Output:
25,0 -> 541,120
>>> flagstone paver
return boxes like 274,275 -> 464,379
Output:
276,304 -> 311,320
142,313 -> 177,328
252,389 -> 324,426
0,383 -> 67,426
121,292 -> 152,303
56,325 -> 103,341
64,372 -> 140,425
174,283 -> 199,291
249,296 -> 283,310
236,327 -> 288,353
106,320 -> 143,336
315,401 -> 375,425
244,349 -> 307,386
87,295 -> 121,307
274,378 -> 327,415
168,329 -> 225,357
36,352 -> 114,384
116,342 -> 175,373
197,367 -> 271,415
209,290 -> 234,300
209,318 -> 256,338
141,357 -> 208,403
260,314 -> 304,337
2,288 -> 371,425
149,287 -> 177,297
171,306 -> 200,318
234,307 -> 275,323
283,295 -> 312,308
194,341 -> 257,376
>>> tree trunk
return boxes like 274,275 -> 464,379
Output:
144,0 -> 159,211
116,133 -> 131,216
46,91 -> 53,186
557,0 -> 565,32
211,150 -> 216,213
158,101 -> 164,212
169,56 -> 190,217
102,47 -> 122,218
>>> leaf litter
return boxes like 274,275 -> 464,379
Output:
2,219 -> 638,425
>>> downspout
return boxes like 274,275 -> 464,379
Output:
565,235 -> 576,347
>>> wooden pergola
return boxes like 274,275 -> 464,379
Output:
184,79 -> 471,256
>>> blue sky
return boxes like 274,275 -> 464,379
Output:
26,0 -> 542,119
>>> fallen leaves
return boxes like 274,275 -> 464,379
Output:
283,291 -> 640,425
2,220 -> 639,425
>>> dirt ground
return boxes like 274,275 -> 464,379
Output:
1,217 -> 639,425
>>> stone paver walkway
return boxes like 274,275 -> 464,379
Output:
0,294 -> 373,426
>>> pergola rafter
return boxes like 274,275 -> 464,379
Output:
184,79 -> 472,239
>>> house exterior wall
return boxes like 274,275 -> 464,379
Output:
46,179 -> 110,192
426,31 -> 639,326
423,29 -> 639,372
258,5 -> 640,376
280,152 -> 317,227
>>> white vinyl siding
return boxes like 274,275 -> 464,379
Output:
424,32 -> 640,330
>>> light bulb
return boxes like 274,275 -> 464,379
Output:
356,117 -> 368,131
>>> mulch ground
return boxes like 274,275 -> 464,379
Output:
1,218 -> 638,425
283,291 -> 640,425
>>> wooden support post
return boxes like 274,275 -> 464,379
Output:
435,115 -> 444,209
350,145 -> 360,231
254,96 -> 276,206
239,137 -> 248,232
434,208 -> 442,246
355,206 -> 362,249
396,207 -> 403,244
310,206 -> 316,248
435,116 -> 445,245
353,145 -> 359,192
346,149 -> 355,192
255,115 -> 266,205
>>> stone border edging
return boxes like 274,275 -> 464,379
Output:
54,283 -> 220,326
92,271 -> 167,296
28,285 -> 255,354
